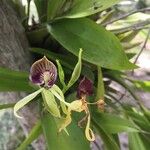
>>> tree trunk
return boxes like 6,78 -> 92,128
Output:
0,0 -> 44,149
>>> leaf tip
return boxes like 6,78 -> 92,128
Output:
127,62 -> 139,70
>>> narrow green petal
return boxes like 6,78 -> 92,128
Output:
85,115 -> 95,141
67,49 -> 82,89
56,60 -> 66,88
50,85 -> 70,110
42,89 -> 61,117
14,88 -> 43,118
51,85 -> 67,114
58,110 -> 72,133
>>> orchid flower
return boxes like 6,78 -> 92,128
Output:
14,56 -> 68,119
13,50 -> 95,141
59,77 -> 96,142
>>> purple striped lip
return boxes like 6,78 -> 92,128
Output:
29,56 -> 57,88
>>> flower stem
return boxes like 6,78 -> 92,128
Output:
96,66 -> 105,101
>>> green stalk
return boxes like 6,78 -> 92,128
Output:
96,66 -> 105,101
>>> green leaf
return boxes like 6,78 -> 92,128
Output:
141,106 -> 150,123
42,88 -> 61,117
107,73 -> 140,102
99,10 -> 115,24
41,113 -> 90,150
31,47 -> 94,79
133,80 -> 150,92
93,119 -> 119,150
82,65 -> 95,81
128,133 -> 150,150
48,18 -> 137,70
30,47 -> 75,70
33,0 -> 48,22
120,30 -> 139,42
61,0 -> 120,18
14,88 -> 43,118
47,0 -> 65,20
0,67 -> 33,91
112,134 -> 121,148
125,109 -> 150,132
67,49 -> 82,89
27,28 -> 48,45
0,67 -> 28,79
122,42 -> 142,50
0,103 -> 15,110
126,53 -> 137,59
0,78 -> 33,92
93,112 -> 138,133
16,121 -> 42,150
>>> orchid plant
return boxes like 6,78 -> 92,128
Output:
1,0 -> 150,149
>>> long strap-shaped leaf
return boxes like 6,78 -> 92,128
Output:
14,88 -> 44,118
0,67 -> 33,92
92,119 -> 120,150
128,132 -> 150,150
16,121 -> 42,150
0,103 -> 15,110
41,112 -> 90,150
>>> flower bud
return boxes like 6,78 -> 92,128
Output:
77,76 -> 93,98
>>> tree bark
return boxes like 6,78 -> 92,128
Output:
0,0 -> 44,149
